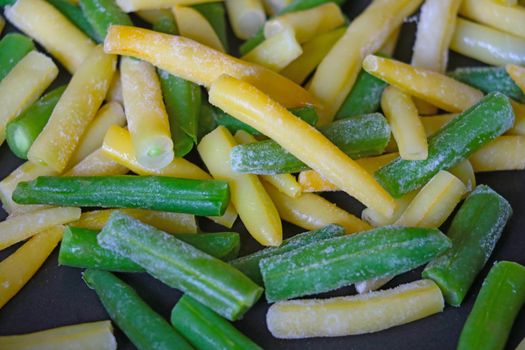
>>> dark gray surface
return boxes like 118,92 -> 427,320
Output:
1,1 -> 525,349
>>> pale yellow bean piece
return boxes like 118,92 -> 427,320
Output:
470,135 -> 525,172
173,5 -> 225,52
460,0 -> 525,39
65,148 -> 128,177
225,0 -> 266,39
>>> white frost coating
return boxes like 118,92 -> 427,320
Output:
267,279 -> 444,338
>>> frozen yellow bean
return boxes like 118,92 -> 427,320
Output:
470,135 -> 525,172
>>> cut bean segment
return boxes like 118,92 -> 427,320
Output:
470,135 -> 525,172
80,0 -> 133,42
47,0 -> 100,41
173,5 -> 225,52
0,33 -> 34,82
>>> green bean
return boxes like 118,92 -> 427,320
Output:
0,33 -> 34,82
193,2 -> 228,52
79,0 -> 132,42
47,0 -> 99,41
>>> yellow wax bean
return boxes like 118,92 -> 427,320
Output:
116,0 -> 220,12
242,27 -> 302,72
198,126 -> 282,246
28,46 -> 116,173
421,114 -> 458,137
102,125 -> 238,228
0,51 -> 58,145
449,160 -> 476,193
381,86 -> 428,160
378,26 -> 401,57
234,130 -> 302,198
0,226 -> 63,309
298,153 -> 399,193
209,75 -> 396,217
0,162 -> 57,215
281,27 -> 345,84
69,102 -> 126,167
460,0 -> 525,39
0,207 -> 80,250
395,170 -> 467,228
0,321 -> 116,350
71,209 -> 197,234
450,18 -> 525,66
120,57 -> 174,170
264,3 -> 345,44
363,55 -> 484,113
103,25 -> 316,108
509,100 -> 525,135
263,181 -> 370,234
361,191 -> 418,227
267,279 -> 444,338
308,0 -> 423,124
225,0 -> 266,40
65,148 -> 128,177
470,135 -> 525,172
106,70 -> 123,105
173,5 -> 225,52
5,0 -> 95,73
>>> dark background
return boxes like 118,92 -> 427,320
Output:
1,0 -> 525,349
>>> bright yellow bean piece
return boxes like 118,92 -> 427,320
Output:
0,321 -> 116,350
308,0 -> 423,123
65,148 -> 128,177
0,226 -> 63,309
470,135 -> 525,172
449,160 -> 476,193
198,126 -> 282,246
0,207 -> 80,250
509,100 -> 525,135
225,0 -> 266,40
71,209 -> 197,234
264,3 -> 345,44
173,5 -> 225,52
209,75 -> 396,217
363,55 -> 484,113
267,279 -> 444,338
450,18 -> 525,66
460,0 -> 525,39
5,0 -> 95,73
116,0 -> 220,12
242,27 -> 302,72
361,191 -> 418,228
28,46 -> 116,172
263,181 -> 370,234
103,25 -> 317,108
0,51 -> 58,145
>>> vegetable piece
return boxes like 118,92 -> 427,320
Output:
421,114 -> 458,137
230,224 -> 344,284
457,261 -> 525,350
264,3 -> 344,44
198,126 -> 282,246
103,25 -> 316,108
59,227 -> 241,271
0,161 -> 57,215
71,209 -> 197,234
64,148 -> 128,177
0,51 -> 58,146
28,46 -> 116,172
298,153 -> 398,193
450,18 -> 525,66
281,26 -> 345,85
423,185 -> 512,306
210,75 -> 395,216
361,191 -> 417,228
363,55 -> 483,113
308,0 -> 423,124
507,64 -> 525,96
375,92 -> 514,198
0,320 -> 116,350
378,26 -> 400,56
449,160 -> 476,193
242,26 -> 302,71
0,226 -> 63,309
225,0 -> 265,40
509,100 -> 525,135
69,102 -> 126,166
82,269 -> 193,350
449,66 -> 525,103
5,0 -> 95,73
230,113 -> 390,174
0,207 -> 79,250
335,69 -> 387,120
106,70 -> 123,104
173,5 -> 225,52
120,57 -> 174,170
6,86 -> 65,159
459,0 -> 525,39
193,2 -> 229,51
354,277 -> 393,294
395,171 -> 466,228
234,130 -> 301,198
267,279 -> 444,338
47,0 -> 99,41
13,176 -> 230,216
263,0 -> 291,16
263,182 -> 371,234
381,86 -> 428,160
80,0 -> 132,42
260,226 -> 451,302
97,211 -> 263,320
115,0 -> 219,12
0,33 -> 34,82
469,136 -> 525,172
171,295 -> 262,350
